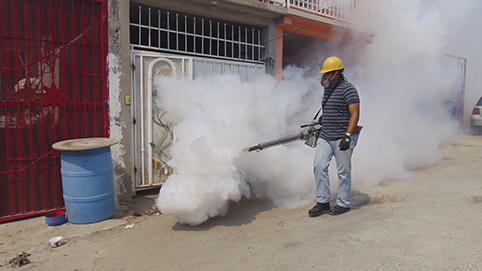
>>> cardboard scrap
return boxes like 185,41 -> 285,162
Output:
133,204 -> 161,216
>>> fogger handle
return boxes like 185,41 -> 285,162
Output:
300,121 -> 320,128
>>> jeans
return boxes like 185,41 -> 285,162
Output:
313,133 -> 359,208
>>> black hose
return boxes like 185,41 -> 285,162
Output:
247,133 -> 303,152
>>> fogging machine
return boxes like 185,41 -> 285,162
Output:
244,122 -> 321,152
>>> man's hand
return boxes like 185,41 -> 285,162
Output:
339,134 -> 351,151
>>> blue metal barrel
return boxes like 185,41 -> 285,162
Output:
53,138 -> 118,224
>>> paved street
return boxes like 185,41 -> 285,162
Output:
2,135 -> 482,270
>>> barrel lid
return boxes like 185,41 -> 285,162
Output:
52,137 -> 119,151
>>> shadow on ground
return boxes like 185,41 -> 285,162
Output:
172,197 -> 275,231
128,189 -> 275,230
130,188 -> 370,230
351,190 -> 371,210
130,189 -> 160,213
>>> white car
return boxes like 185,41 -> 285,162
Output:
471,96 -> 482,135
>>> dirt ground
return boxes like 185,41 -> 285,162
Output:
1,135 -> 482,271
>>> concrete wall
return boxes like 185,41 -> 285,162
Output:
108,0 -> 135,215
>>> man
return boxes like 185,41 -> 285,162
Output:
309,56 -> 360,217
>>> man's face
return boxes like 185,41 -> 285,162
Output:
321,71 -> 338,88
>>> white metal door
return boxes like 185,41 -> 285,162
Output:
131,49 -> 265,192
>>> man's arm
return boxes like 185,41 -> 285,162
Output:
346,102 -> 360,135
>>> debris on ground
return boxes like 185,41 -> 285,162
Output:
133,205 -> 161,216
7,252 -> 31,267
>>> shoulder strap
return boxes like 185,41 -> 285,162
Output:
313,88 -> 335,120
313,77 -> 346,120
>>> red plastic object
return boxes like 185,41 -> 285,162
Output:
45,210 -> 67,226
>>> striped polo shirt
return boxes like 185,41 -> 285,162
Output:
319,79 -> 360,141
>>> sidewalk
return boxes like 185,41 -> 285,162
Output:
0,189 -> 158,268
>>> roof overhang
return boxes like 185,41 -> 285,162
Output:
278,14 -> 373,44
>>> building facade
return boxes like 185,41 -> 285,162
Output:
0,0 -> 374,221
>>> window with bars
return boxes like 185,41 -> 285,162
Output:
129,3 -> 265,62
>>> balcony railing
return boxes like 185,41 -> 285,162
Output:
259,0 -> 374,29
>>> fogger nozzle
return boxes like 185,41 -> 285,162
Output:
243,144 -> 262,153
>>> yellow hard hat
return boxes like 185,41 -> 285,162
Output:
319,56 -> 344,73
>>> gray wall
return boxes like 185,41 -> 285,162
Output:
108,0 -> 135,215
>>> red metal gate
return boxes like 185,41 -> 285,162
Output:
0,0 -> 108,222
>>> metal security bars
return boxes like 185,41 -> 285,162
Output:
129,3 -> 264,62
0,0 -> 109,222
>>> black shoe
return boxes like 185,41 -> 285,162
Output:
308,202 -> 330,217
329,205 -> 351,215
